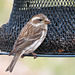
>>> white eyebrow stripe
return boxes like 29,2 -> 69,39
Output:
31,22 -> 44,27
32,17 -> 40,21
46,18 -> 49,21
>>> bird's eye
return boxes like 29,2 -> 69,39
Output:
38,19 -> 43,21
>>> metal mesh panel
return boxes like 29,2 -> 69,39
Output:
0,0 -> 75,55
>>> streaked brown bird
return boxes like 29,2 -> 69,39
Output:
6,13 -> 50,72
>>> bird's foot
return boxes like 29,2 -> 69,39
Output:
31,52 -> 37,59
21,54 -> 25,58
21,53 -> 37,59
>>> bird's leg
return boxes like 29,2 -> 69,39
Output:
21,54 -> 25,58
31,52 -> 37,59
21,53 -> 37,59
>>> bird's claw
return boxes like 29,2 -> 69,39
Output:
32,52 -> 37,59
21,54 -> 25,58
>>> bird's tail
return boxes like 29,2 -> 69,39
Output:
6,53 -> 20,72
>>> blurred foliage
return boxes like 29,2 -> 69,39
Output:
21,57 -> 75,75
0,0 -> 13,26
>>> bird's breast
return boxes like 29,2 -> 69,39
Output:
21,27 -> 47,55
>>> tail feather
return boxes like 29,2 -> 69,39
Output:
6,53 -> 19,72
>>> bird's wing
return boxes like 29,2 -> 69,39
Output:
10,24 -> 42,54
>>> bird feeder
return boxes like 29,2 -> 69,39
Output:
0,0 -> 75,57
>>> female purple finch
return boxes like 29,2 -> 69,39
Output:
6,13 -> 50,72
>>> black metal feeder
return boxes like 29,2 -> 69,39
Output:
0,0 -> 75,57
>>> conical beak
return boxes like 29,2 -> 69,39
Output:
44,19 -> 50,24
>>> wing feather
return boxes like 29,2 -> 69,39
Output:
10,23 -> 43,54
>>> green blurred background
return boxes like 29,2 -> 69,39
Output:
0,0 -> 75,75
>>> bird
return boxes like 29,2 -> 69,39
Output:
6,13 -> 50,72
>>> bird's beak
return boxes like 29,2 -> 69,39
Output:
44,19 -> 50,24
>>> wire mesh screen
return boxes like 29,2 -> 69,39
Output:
0,0 -> 75,55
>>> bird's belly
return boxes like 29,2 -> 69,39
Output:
21,30 -> 47,55
20,40 -> 41,56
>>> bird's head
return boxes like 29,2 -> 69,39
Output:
29,14 -> 50,27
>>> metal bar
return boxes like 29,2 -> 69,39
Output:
0,52 -> 75,57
